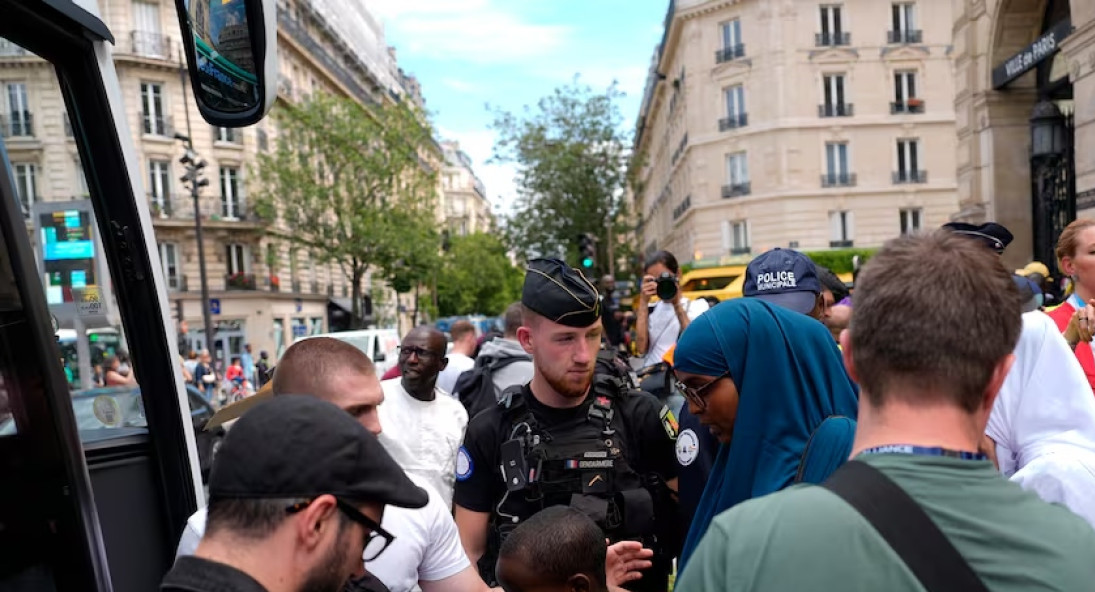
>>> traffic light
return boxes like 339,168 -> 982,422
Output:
577,233 -> 596,270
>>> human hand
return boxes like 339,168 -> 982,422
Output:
605,540 -> 653,587
639,275 -> 657,305
1065,300 -> 1095,345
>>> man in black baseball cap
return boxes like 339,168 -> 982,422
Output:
941,221 -> 1014,254
161,395 -> 427,592
743,248 -> 825,317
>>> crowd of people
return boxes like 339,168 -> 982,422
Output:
164,219 -> 1095,592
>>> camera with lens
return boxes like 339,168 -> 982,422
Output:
655,272 -> 678,300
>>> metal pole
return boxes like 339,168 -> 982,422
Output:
179,51 -> 215,354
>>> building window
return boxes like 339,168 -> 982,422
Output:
820,74 -> 852,117
225,243 -> 249,275
75,159 -> 89,198
900,208 -> 923,235
148,159 -> 171,214
220,166 -> 243,218
722,152 -> 750,197
159,242 -> 180,290
132,0 -> 166,57
217,126 -> 240,144
719,85 -> 747,131
892,71 -> 923,113
817,5 -> 848,46
732,220 -> 750,254
889,3 -> 921,44
895,139 -> 926,183
829,211 -> 855,247
13,163 -> 35,216
140,82 -> 167,135
717,19 -> 744,62
4,82 -> 31,137
823,142 -> 854,186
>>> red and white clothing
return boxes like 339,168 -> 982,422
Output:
1047,295 -> 1095,393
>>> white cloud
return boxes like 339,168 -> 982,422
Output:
441,78 -> 475,93
367,0 -> 572,64
572,65 -> 650,100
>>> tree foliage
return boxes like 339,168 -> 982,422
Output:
491,79 -> 632,274
252,93 -> 440,326
436,233 -> 523,317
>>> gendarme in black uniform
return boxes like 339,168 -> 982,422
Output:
453,259 -> 680,591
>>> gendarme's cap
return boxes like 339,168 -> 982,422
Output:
942,222 -> 1013,254
522,258 -> 600,327
210,394 -> 428,509
743,248 -> 821,315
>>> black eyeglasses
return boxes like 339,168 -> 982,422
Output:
674,369 -> 731,412
286,498 -> 395,561
397,345 -> 440,362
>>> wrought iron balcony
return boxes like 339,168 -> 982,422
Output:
888,29 -> 923,44
891,100 -> 925,114
819,103 -> 854,118
291,279 -> 302,293
219,200 -> 248,220
815,32 -> 851,47
310,281 -> 320,294
215,126 -> 241,144
821,173 -> 857,188
730,247 -> 752,255
718,113 -> 748,131
715,44 -> 746,63
1,111 -> 34,137
226,273 -> 258,291
721,182 -> 751,198
327,285 -> 335,297
166,274 -> 189,292
140,111 -> 173,136
893,170 -> 928,184
830,240 -> 854,248
149,195 -> 175,218
131,30 -> 172,59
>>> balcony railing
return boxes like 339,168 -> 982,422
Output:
721,182 -> 751,198
131,30 -> 172,58
167,274 -> 189,292
819,103 -> 854,118
1,111 -> 34,137
219,200 -> 248,220
148,196 -> 264,224
327,285 -> 335,297
0,39 -> 30,56
149,195 -> 174,217
815,32 -> 851,47
226,273 -> 258,291
310,280 -> 320,294
830,240 -> 854,248
893,170 -> 928,184
718,113 -> 748,131
276,7 -> 378,106
215,126 -> 241,144
888,29 -> 923,44
730,246 -> 752,256
891,100 -> 925,114
715,44 -> 746,63
821,173 -> 857,188
140,111 -> 173,136
291,279 -> 302,293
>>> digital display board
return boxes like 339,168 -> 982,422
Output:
39,209 -> 97,305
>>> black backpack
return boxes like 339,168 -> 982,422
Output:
454,355 -> 531,419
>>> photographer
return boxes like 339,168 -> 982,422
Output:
636,251 -> 710,368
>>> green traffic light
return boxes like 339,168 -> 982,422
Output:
581,257 -> 594,268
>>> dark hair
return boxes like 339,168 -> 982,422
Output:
498,506 -> 607,587
206,496 -> 347,540
231,356 -> 241,364
850,231 -> 1021,412
503,302 -> 524,337
644,250 -> 679,275
815,265 -> 849,302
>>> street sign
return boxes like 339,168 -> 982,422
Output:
74,286 -> 103,317
209,298 -> 221,315
992,19 -> 1071,89
292,324 -> 307,337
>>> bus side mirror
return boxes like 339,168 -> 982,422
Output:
174,0 -> 277,127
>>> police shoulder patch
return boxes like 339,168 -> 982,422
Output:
676,428 -> 700,466
455,446 -> 474,481
659,405 -> 678,440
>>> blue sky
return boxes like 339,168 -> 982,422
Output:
371,0 -> 668,213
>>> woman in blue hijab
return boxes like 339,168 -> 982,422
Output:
674,298 -> 859,569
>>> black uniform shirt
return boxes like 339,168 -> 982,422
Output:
454,383 -> 679,513
161,556 -> 269,592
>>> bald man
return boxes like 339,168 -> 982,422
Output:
379,326 -> 469,507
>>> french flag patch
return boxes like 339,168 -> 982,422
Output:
565,460 -> 580,469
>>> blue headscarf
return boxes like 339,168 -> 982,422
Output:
675,298 -> 859,569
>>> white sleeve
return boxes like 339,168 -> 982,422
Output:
175,508 -> 208,557
417,487 -> 471,581
687,297 -> 710,320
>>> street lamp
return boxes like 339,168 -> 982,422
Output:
1030,100 -> 1066,159
175,132 -> 215,357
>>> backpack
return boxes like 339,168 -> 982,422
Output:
454,355 -> 531,419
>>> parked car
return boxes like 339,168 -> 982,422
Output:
295,329 -> 400,375
186,385 -> 225,483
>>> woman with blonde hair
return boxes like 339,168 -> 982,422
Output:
1048,218 -> 1095,391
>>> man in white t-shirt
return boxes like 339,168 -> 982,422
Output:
380,326 -> 469,507
435,320 -> 477,395
175,336 -> 488,592
636,251 -> 710,368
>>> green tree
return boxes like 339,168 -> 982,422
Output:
437,233 -> 523,317
252,93 -> 439,327
491,78 -> 632,275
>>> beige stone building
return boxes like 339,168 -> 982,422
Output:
953,0 -> 1088,272
633,0 -> 958,264
440,140 -> 494,237
0,0 -> 431,363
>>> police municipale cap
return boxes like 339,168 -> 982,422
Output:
522,258 -> 601,327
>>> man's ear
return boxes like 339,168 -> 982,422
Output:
295,495 -> 339,551
839,329 -> 858,383
567,573 -> 592,592
517,326 -> 534,354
